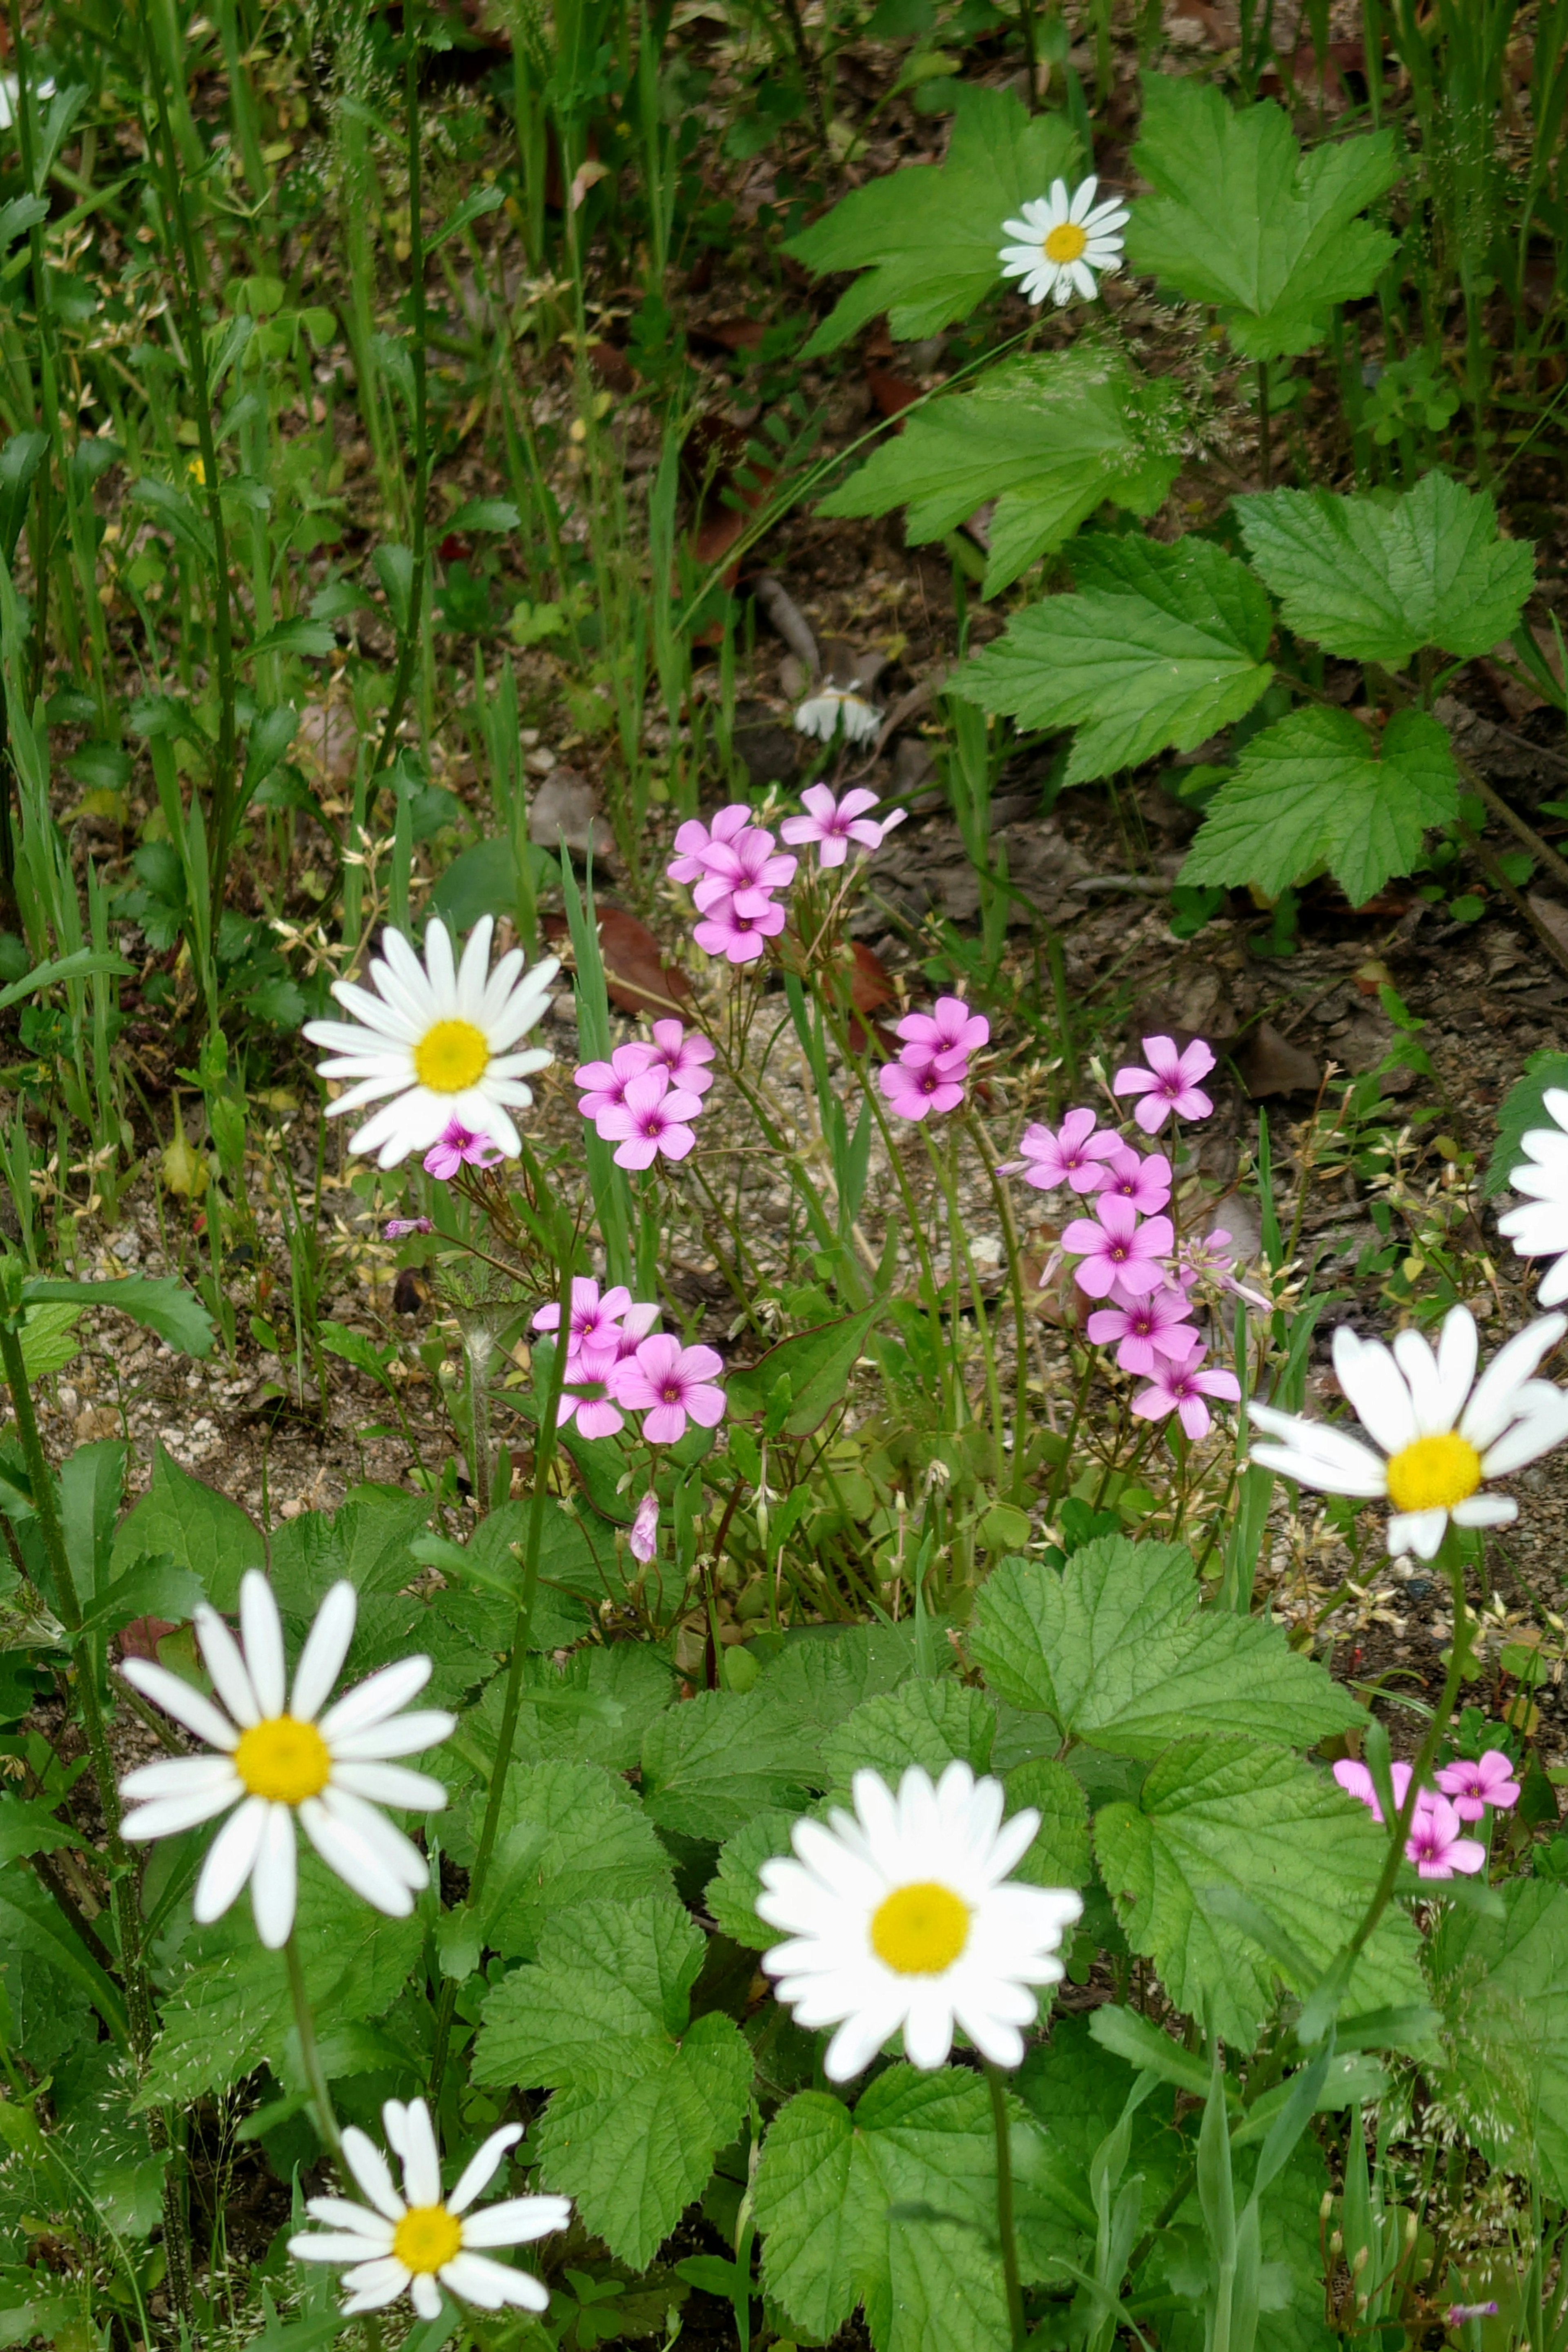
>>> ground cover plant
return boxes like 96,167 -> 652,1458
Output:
3,2 -> 1568,2350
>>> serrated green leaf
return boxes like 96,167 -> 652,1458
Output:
704,1809 -> 799,1951
1005,1757 -> 1091,1889
755,2065 -> 1014,2352
968,1535 -> 1362,1757
820,348 -> 1188,596
1093,1735 -> 1426,2048
1124,75 -> 1398,358
1234,474 -> 1535,665
786,85 -> 1077,355
17,1298 -> 84,1381
1485,1049 -> 1568,1200
461,1757 -> 673,1960
952,535 -> 1274,780
640,1688 -> 821,1842
821,1680 -> 996,1788
79,1552 -> 205,1636
23,1273 -> 215,1358
1178,706 -> 1459,910
753,1623 -> 922,1724
140,1857 -> 421,2105
0,1794 -> 89,1865
0,1870 -> 128,2045
474,1896 -> 751,2268
1428,1878 -> 1568,2201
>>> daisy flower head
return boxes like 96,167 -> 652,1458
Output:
118,1572 -> 453,1948
998,176 -> 1129,308
794,686 -> 881,748
304,917 -> 558,1169
1497,1087 -> 1568,1307
757,1762 -> 1081,2080
1249,1305 -> 1568,1560
289,2096 -> 569,2320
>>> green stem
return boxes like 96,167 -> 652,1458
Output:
374,25 -> 430,776
986,2060 -> 1027,2351
426,1265 -> 572,2107
1256,359 -> 1272,489
285,1930 -> 344,2164
968,1111 -> 1032,1508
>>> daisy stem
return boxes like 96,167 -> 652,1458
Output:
285,1930 -> 344,2165
985,2060 -> 1028,2350
426,1262 -> 574,2109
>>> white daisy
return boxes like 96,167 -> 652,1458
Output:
1249,1305 -> 1568,1560
998,175 -> 1128,307
289,2096 -> 570,2321
118,1572 -> 454,1949
756,1760 -> 1082,2081
1497,1088 -> 1568,1308
794,685 -> 881,747
303,915 -> 559,1169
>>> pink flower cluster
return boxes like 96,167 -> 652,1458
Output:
575,1020 -> 715,1169
780,785 -> 904,871
1333,1747 -> 1519,1879
532,1278 -> 725,1445
668,806 -> 797,964
424,1119 -> 503,1180
1011,1038 -> 1242,1439
879,996 -> 989,1123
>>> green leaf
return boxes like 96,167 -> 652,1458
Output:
1124,75 -> 1399,358
786,85 -> 1077,356
726,1308 -> 882,1435
245,617 -> 336,661
79,1552 -> 205,1637
1013,2016 -> 1185,2277
0,1866 -> 128,2044
755,2065 -> 1014,2352
58,1437 -> 125,1608
1093,1734 -> 1426,2048
1428,1879 -> 1568,2202
110,1442 -> 261,1613
447,497 -> 521,533
821,1680 -> 995,1788
1234,474 -> 1535,665
459,1757 -> 674,1960
140,1856 -> 423,2106
474,1896 -> 751,2268
269,1483 -> 432,1616
753,1624 -> 922,1725
1005,1757 -> 1092,1889
968,1535 -> 1362,1757
952,535 -> 1274,782
704,1809 -> 799,1951
1178,706 -> 1459,910
1485,1049 -> 1568,1199
17,1298 -> 84,1380
0,1793 -> 90,1864
640,1688 -> 822,1842
22,1273 -> 216,1358
819,349 -> 1188,597
0,945 -> 134,1012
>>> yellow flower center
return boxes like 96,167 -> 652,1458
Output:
1385,1432 -> 1483,1515
871,1881 -> 971,1976
233,1715 -> 332,1805
1042,222 -> 1088,264
414,1018 -> 490,1095
393,2204 -> 463,2275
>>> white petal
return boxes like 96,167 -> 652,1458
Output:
240,1570 -> 287,1718
396,2098 -> 443,2207
410,2272 -> 443,2322
331,1760 -> 448,1811
320,1784 -> 433,1886
1386,1507 -> 1448,1559
1390,1326 -> 1448,1437
1480,1388 -> 1568,1474
447,2124 -> 524,2216
1539,1254 -> 1568,1308
289,2231 -> 396,2264
250,1803 -> 298,1948
192,1794 -> 268,1921
342,2127 -> 408,2221
456,915 -> 495,1018
329,1710 -> 457,1762
292,1581 -> 359,1722
120,1658 -> 240,1752
121,1776 -> 243,1840
298,1793 -> 420,1916
459,2194 -> 571,2247
303,2197 -> 396,2240
340,2257 -> 411,2312
1068,174 -> 1098,221
1434,1307 -> 1480,1432
1460,1314 -> 1568,1448
1333,1329 -> 1417,1455
423,918 -> 458,1018
1451,1494 -> 1517,1527
120,1751 -> 241,1803
319,1654 -> 434,1743
440,2252 -> 548,2311
193,1603 -> 263,1730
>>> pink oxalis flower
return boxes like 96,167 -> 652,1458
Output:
1010,1108 -> 1121,1195
630,1492 -> 659,1564
1113,1035 -> 1217,1134
1086,1285 -> 1198,1376
423,1121 -> 505,1180
896,997 -> 990,1068
1130,1343 -> 1241,1440
667,804 -> 753,884
532,1278 -> 636,1373
1334,1757 -> 1415,1826
1098,1145 -> 1173,1216
1061,1197 -> 1175,1300
1436,1749 -> 1521,1820
595,1071 -> 704,1168
644,1020 -> 715,1095
780,785 -> 905,870
613,1335 -> 726,1445
385,1216 -> 434,1239
879,1047 -> 972,1122
1405,1793 -> 1487,1879
693,893 -> 787,964
574,1042 -> 657,1119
